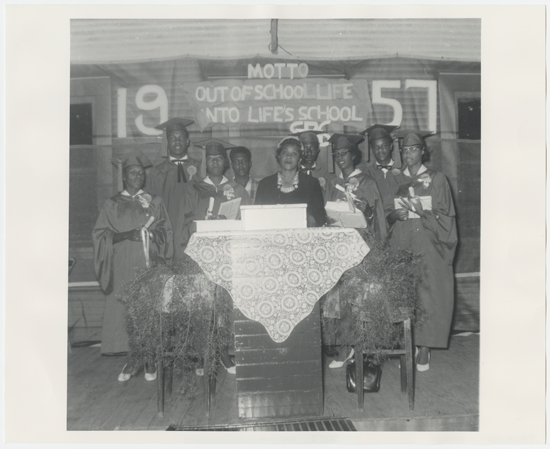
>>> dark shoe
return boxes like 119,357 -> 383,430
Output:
323,345 -> 339,357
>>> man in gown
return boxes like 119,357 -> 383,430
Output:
293,130 -> 335,199
146,118 -> 201,261
93,152 -> 173,355
362,124 -> 400,220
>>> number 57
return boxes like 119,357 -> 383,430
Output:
371,80 -> 437,132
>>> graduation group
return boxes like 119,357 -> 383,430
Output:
91,118 -> 458,381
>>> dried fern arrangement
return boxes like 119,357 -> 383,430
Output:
122,255 -> 233,392
322,229 -> 424,362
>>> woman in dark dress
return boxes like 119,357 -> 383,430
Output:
255,137 -> 326,226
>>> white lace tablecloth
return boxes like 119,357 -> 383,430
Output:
185,227 -> 370,342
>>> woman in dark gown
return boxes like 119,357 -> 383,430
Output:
255,137 -> 326,227
93,153 -> 173,381
388,130 -> 458,371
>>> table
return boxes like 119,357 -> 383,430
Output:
185,227 -> 370,418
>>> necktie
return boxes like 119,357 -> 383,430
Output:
174,160 -> 187,183
376,165 -> 393,170
299,166 -> 312,176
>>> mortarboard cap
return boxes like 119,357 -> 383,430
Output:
194,138 -> 236,156
111,151 -> 152,192
111,151 -> 152,171
360,124 -> 398,141
193,138 -> 235,177
155,118 -> 194,134
291,130 -> 324,145
395,130 -> 434,147
328,133 -> 364,151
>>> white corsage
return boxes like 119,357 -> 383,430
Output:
187,165 -> 197,180
137,193 -> 152,209
391,168 -> 401,176
223,184 -> 235,200
346,177 -> 360,193
418,173 -> 432,188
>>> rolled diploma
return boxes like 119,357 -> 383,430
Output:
408,186 -> 415,197
208,197 -> 215,214
144,215 -> 155,229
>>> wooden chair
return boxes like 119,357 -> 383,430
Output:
355,312 -> 414,411
155,355 -> 216,418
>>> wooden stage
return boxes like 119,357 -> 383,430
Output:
67,333 -> 478,431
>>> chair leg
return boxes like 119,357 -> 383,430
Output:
157,359 -> 165,418
404,318 -> 414,410
165,357 -> 173,398
356,344 -> 364,410
400,354 -> 407,392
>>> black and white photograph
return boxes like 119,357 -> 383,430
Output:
67,17 -> 481,431
4,4 -> 546,445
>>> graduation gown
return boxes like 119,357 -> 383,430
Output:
146,157 -> 201,261
92,191 -> 173,354
325,170 -> 388,240
193,177 -> 250,220
363,163 -> 401,218
389,166 -> 458,348
255,171 -> 327,227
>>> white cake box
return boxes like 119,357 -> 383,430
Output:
241,204 -> 307,231
195,219 -> 243,233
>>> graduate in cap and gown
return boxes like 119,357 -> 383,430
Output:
92,152 -> 173,379
325,133 -> 387,240
193,139 -> 250,220
146,118 -> 202,261
322,133 -> 388,366
361,124 -> 402,220
389,130 -> 458,372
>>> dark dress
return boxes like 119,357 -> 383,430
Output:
389,166 -> 458,348
92,190 -> 173,354
255,171 -> 327,227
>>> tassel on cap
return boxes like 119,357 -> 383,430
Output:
117,159 -> 123,192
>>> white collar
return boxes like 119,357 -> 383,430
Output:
169,155 -> 189,162
339,168 -> 362,179
300,162 -> 317,170
204,175 -> 228,186
376,159 -> 394,168
403,164 -> 427,177
121,189 -> 144,198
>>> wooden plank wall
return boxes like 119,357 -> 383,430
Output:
234,303 -> 324,419
68,286 -> 105,344
452,276 -> 480,332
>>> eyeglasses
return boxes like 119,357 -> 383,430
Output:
401,145 -> 423,154
333,149 -> 350,158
